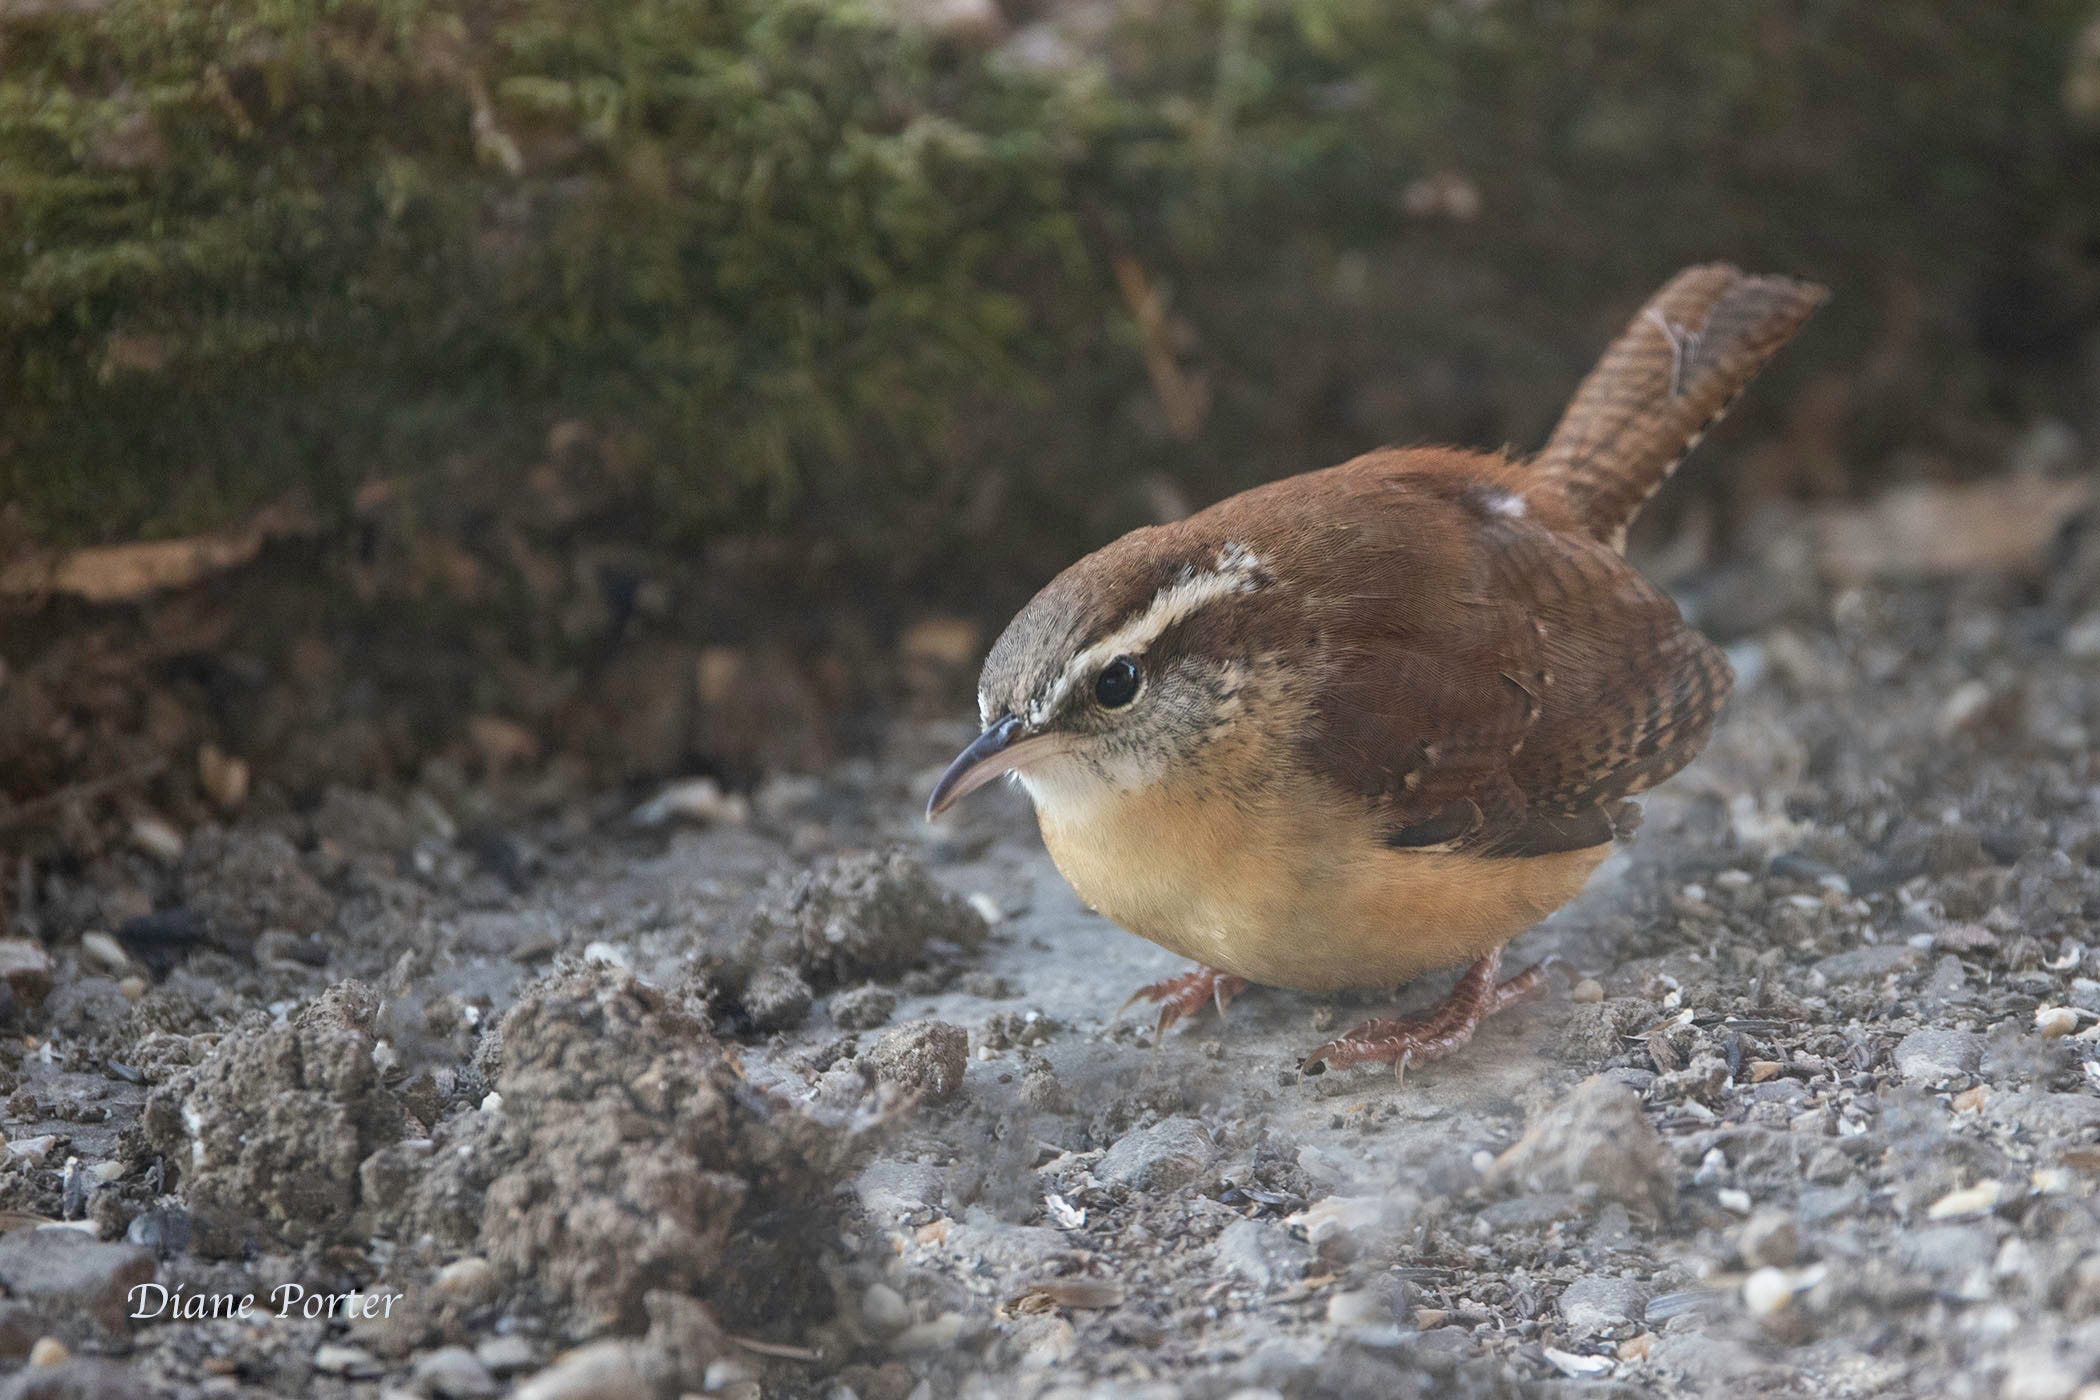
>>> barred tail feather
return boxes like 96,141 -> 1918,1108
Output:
1535,265 -> 1827,550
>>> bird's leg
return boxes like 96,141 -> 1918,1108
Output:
1120,964 -> 1252,1037
1299,946 -> 1549,1079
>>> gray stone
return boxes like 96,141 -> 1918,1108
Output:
860,1282 -> 909,1335
1214,1218 -> 1305,1291
853,1160 -> 946,1221
1748,1077 -> 1810,1104
1896,1224 -> 1995,1282
413,1344 -> 499,1399
1096,1116 -> 1215,1192
1810,944 -> 1922,985
1557,1276 -> 1650,1333
475,1336 -> 537,1376
313,1345 -> 381,1377
511,1341 -> 659,1400
0,1231 -> 154,1336
1479,1193 -> 1582,1229
1647,1332 -> 1770,1390
1994,1092 -> 2100,1136
0,1359 -> 141,1400
941,1219 -> 1071,1275
1485,1077 -> 1675,1216
1799,1182 -> 1867,1224
1893,1028 -> 1984,1083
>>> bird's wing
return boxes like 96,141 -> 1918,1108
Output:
1295,480 -> 1730,856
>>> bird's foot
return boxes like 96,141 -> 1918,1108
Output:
1299,948 -> 1550,1081
1120,965 -> 1251,1037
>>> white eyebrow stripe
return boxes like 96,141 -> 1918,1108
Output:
1026,544 -> 1269,726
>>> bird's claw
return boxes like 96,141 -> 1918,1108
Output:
1120,966 -> 1249,1040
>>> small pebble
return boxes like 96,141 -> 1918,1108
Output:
702,1357 -> 759,1390
2036,1006 -> 2080,1039
1742,1267 -> 1792,1318
314,1344 -> 381,1377
966,892 -> 1003,925
8,1136 -> 57,1166
510,1341 -> 649,1400
432,1256 -> 496,1301
1326,1289 -> 1385,1326
28,1338 -> 68,1367
862,1282 -> 910,1335
630,777 -> 749,827
1542,1347 -> 1614,1378
1569,978 -> 1604,1004
130,815 -> 185,863
475,1336 -> 535,1375
1927,1181 -> 2002,1219
79,931 -> 130,973
890,1312 -> 966,1353
1740,1209 -> 1801,1268
1936,680 -> 1994,735
197,743 -> 250,811
413,1345 -> 498,1399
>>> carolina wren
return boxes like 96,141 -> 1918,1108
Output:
928,265 -> 1825,1076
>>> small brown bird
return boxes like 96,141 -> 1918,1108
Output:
928,265 -> 1825,1076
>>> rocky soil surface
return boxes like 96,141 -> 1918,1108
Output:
3,547 -> 2100,1399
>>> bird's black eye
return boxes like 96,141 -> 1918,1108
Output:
1094,656 -> 1141,708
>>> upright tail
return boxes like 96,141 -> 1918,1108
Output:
1534,264 -> 1828,550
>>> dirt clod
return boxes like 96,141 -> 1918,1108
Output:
739,965 -> 814,1032
177,826 -> 334,946
831,984 -> 898,1030
139,980 -> 400,1252
866,1020 -> 968,1100
740,849 -> 987,991
422,962 -> 852,1338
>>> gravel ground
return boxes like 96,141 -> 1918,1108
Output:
4,547 -> 2100,1399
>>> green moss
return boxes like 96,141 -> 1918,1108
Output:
2,0 -> 2096,562
1,0 -> 1085,545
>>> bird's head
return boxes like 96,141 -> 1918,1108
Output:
926,533 -> 1277,822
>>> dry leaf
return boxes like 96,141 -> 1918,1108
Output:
0,501 -> 313,603
1814,477 -> 2092,585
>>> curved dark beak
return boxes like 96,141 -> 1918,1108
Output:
926,713 -> 1053,820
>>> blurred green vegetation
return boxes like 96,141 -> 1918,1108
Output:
4,0 -> 2098,582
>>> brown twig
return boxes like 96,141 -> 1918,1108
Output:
1111,254 -> 1210,443
0,757 -> 168,834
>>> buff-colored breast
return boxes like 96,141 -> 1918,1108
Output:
1033,768 -> 1609,993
